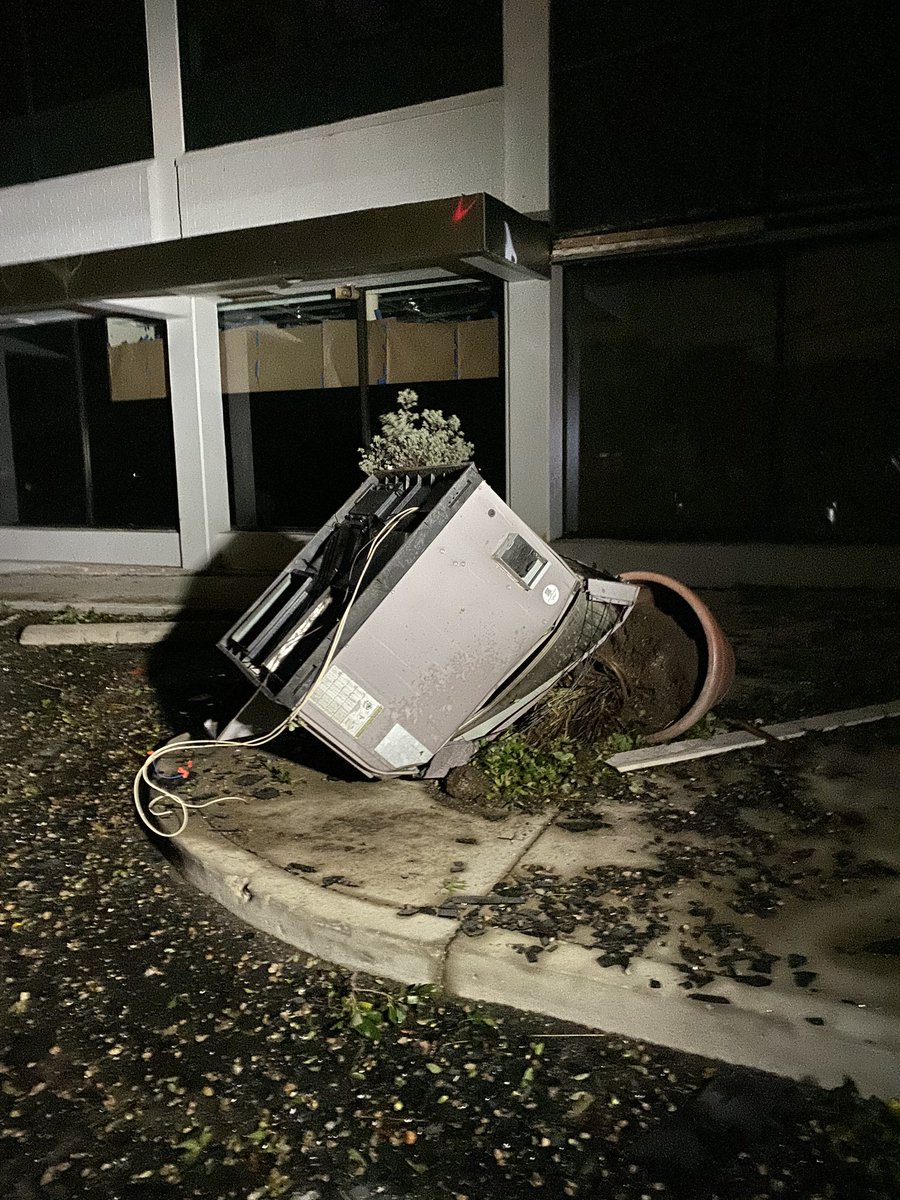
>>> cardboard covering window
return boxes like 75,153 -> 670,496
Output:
108,339 -> 168,401
219,324 -> 323,393
219,327 -> 254,393
219,316 -> 498,394
456,317 -> 499,379
385,320 -> 456,384
321,320 -> 387,388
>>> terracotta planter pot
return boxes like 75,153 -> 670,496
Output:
616,571 -> 736,744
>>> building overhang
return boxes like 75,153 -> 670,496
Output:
0,194 -> 549,323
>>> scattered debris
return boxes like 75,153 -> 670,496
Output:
6,598 -> 900,1196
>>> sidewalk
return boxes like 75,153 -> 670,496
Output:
159,711 -> 900,1099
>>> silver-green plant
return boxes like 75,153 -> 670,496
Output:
359,388 -> 474,473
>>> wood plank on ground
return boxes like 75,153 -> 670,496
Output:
605,700 -> 900,773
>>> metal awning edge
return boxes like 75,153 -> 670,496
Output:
0,194 -> 550,316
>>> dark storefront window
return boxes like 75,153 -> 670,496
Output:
565,237 -> 900,545
550,1 -> 900,237
221,279 -> 505,531
0,0 -> 153,187
0,318 -> 178,530
179,0 -> 503,151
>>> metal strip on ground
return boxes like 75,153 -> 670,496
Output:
605,700 -> 900,773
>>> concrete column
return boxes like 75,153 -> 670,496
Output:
503,0 -> 550,216
502,0 -> 553,536
144,0 -> 184,240
506,280 -> 551,536
548,264 -> 565,538
166,298 -> 231,570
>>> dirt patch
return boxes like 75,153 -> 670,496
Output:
598,584 -> 703,736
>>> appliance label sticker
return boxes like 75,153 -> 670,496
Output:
308,666 -> 382,737
375,724 -> 432,769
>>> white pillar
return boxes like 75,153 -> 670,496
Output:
144,0 -> 184,240
166,298 -> 232,570
503,0 -> 550,216
548,263 -> 565,538
506,280 -> 551,536
503,0 -> 553,536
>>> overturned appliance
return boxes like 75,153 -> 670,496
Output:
218,465 -> 638,778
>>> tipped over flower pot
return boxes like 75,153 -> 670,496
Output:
597,571 -> 736,744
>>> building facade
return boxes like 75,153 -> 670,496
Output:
1,1 -> 897,588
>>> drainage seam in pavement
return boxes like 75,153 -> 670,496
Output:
437,807 -> 560,985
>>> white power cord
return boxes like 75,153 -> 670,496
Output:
133,506 -> 420,838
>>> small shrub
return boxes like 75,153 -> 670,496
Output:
359,388 -> 473,473
475,733 -> 579,809
333,984 -> 435,1042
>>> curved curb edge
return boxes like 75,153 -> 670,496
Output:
153,728 -> 900,1103
165,814 -> 456,986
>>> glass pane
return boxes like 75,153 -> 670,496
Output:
220,295 -> 364,530
778,239 -> 900,543
0,0 -> 153,187
0,12 -> 30,186
180,0 -> 502,151
0,317 -> 178,530
250,391 -> 365,529
551,1 -> 767,235
2,324 -> 88,527
326,0 -> 503,125
567,239 -> 900,545
88,319 -> 179,529
550,2 -> 899,235
367,279 -> 505,497
220,279 -> 505,529
569,254 -> 778,540
769,1 -> 900,210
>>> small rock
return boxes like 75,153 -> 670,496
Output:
732,974 -> 772,988
749,957 -> 777,974
556,817 -> 611,832
445,765 -> 489,803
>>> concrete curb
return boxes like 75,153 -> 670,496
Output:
446,928 -> 900,1098
20,621 -> 224,646
163,793 -> 900,1099
0,568 -> 276,610
5,600 -> 182,618
164,815 -> 457,985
